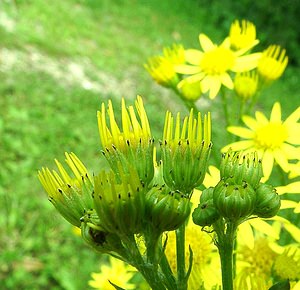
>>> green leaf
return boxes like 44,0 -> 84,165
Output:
269,279 -> 290,290
108,280 -> 126,290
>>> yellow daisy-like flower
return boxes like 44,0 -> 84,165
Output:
234,70 -> 258,101
89,257 -> 136,290
229,19 -> 259,51
175,34 -> 261,99
273,247 -> 300,281
257,44 -> 288,83
223,102 -> 300,180
145,44 -> 185,87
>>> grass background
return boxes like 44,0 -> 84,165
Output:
1,0 -> 299,289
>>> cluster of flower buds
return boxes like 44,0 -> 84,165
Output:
193,150 -> 281,226
38,96 -> 212,253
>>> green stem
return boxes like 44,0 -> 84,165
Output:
176,224 -> 187,290
220,87 -> 230,128
122,234 -> 166,290
217,222 -> 237,290
172,87 -> 200,115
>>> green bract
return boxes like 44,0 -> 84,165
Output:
213,178 -> 256,221
220,150 -> 263,188
93,168 -> 145,236
192,199 -> 220,227
161,110 -> 212,195
145,185 -> 191,232
253,183 -> 281,218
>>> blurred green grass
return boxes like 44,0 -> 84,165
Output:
0,0 -> 299,289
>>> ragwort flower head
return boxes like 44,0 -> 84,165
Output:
257,45 -> 288,83
223,102 -> 300,180
38,152 -> 94,227
175,34 -> 261,99
234,70 -> 258,101
161,109 -> 212,194
98,96 -> 155,185
145,44 -> 185,88
229,19 -> 259,51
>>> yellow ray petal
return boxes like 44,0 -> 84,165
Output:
270,102 -> 282,122
249,218 -> 279,240
261,150 -> 274,180
185,49 -> 203,65
199,33 -> 215,52
231,53 -> 261,72
227,126 -> 253,139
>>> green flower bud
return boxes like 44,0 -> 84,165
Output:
253,183 -> 281,218
220,150 -> 262,188
161,109 -> 212,195
38,152 -> 94,227
93,167 -> 145,236
145,185 -> 191,233
200,187 -> 214,203
192,199 -> 220,227
98,96 -> 155,186
213,178 -> 256,221
81,221 -> 125,254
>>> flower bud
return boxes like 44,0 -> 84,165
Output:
220,150 -> 262,188
192,199 -> 220,227
161,109 -> 212,195
213,178 -> 256,221
145,185 -> 191,233
81,222 -> 125,254
253,183 -> 281,218
93,167 -> 145,236
38,152 -> 94,227
98,96 -> 155,186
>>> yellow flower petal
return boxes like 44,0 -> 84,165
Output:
255,111 -> 269,125
222,140 -> 254,152
175,64 -> 202,74
273,148 -> 289,172
232,53 -> 261,72
261,150 -> 274,180
242,115 -> 259,131
270,102 -> 282,122
199,33 -> 215,52
238,222 -> 255,249
280,200 -> 299,209
185,49 -> 203,65
276,181 -> 300,195
227,126 -> 253,139
219,73 -> 234,89
285,106 -> 300,124
249,218 -> 279,240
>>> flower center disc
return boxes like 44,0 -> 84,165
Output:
254,123 -> 288,150
200,47 -> 235,75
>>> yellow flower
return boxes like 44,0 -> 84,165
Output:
234,70 -> 258,101
274,247 -> 300,281
98,96 -> 151,151
88,256 -> 136,290
175,34 -> 261,99
236,237 -> 276,289
229,19 -> 259,51
38,152 -> 93,227
144,56 -> 179,87
223,102 -> 300,180
145,44 -> 185,87
257,44 -> 288,83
